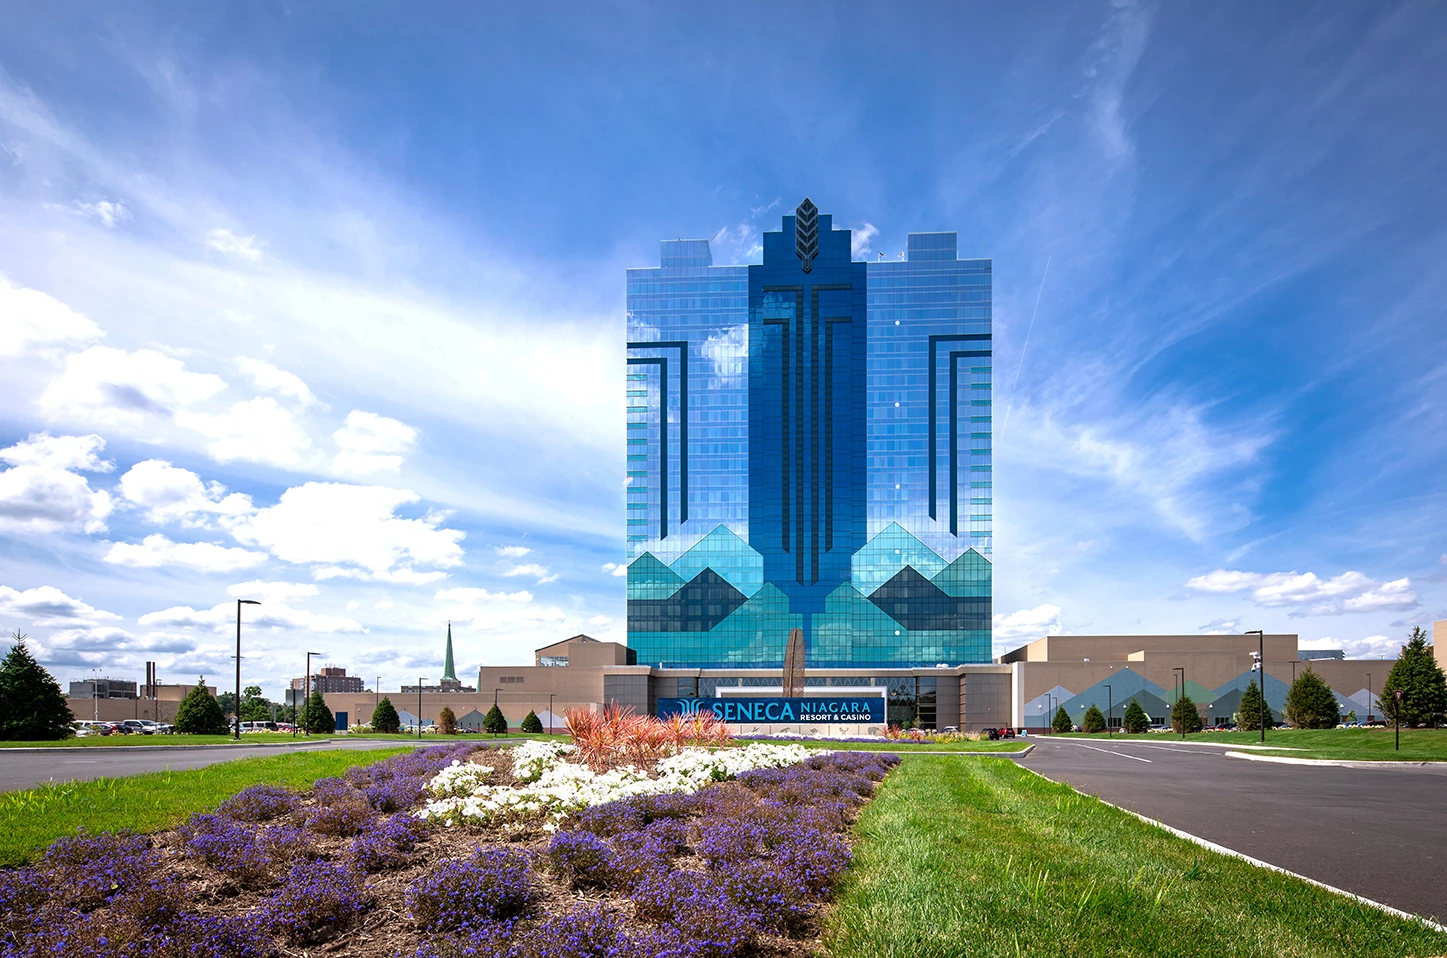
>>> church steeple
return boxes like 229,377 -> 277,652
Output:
442,621 -> 457,682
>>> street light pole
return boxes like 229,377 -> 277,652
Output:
304,651 -> 322,736
1395,689 -> 1402,751
1105,685 -> 1112,738
417,679 -> 428,740
91,667 -> 100,721
234,600 -> 261,740
1245,630 -> 1265,744
1366,673 -> 1373,724
1172,667 -> 1185,739
548,693 -> 555,736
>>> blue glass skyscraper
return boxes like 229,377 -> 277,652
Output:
626,200 -> 991,669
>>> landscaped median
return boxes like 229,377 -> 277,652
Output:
0,731 -> 899,956
1054,727 -> 1447,762
826,756 -> 1447,958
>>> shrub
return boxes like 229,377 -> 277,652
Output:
407,846 -> 535,932
547,830 -> 617,889
174,677 -> 229,735
0,634 -> 73,741
216,784 -> 300,822
1171,694 -> 1204,734
438,706 -> 458,735
1379,626 -> 1447,727
302,690 -> 335,734
1285,669 -> 1343,729
153,913 -> 279,958
372,696 -> 402,734
263,860 -> 367,944
1051,705 -> 1073,733
525,907 -> 629,958
483,704 -> 508,736
1122,699 -> 1150,733
1083,703 -> 1106,733
521,709 -> 544,733
1236,679 -> 1273,731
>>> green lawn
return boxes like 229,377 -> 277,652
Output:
790,738 -> 1031,753
827,757 -> 1447,958
0,747 -> 409,866
1055,727 -> 1447,761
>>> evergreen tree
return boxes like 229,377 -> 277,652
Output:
483,704 -> 508,736
437,706 -> 458,735
174,678 -> 228,735
1122,699 -> 1150,733
520,710 -> 543,733
1083,703 -> 1106,734
371,696 -> 401,734
1051,705 -> 1072,733
303,690 -> 334,733
1170,694 -> 1203,734
1379,627 -> 1447,727
1285,669 -> 1342,729
1236,679 -> 1274,731
0,633 -> 74,741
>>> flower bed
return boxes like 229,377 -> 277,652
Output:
0,739 -> 899,957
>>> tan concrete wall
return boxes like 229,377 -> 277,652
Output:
69,684 -> 212,724
1436,620 -> 1445,668
1002,634 -> 1296,665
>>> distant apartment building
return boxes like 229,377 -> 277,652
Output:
291,666 -> 366,695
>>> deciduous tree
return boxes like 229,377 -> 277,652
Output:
437,706 -> 457,735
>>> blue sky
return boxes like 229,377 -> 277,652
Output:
1,2 -> 1444,697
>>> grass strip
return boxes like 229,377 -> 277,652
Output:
0,746 -> 410,866
827,756 -> 1447,958
1054,728 -> 1447,761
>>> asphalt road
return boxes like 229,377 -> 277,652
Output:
0,737 -> 418,793
1019,737 -> 1447,921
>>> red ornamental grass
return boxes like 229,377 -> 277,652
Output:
563,705 -> 734,772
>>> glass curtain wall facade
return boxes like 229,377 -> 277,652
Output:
626,200 -> 991,669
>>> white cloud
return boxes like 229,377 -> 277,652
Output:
138,601 -> 363,634
700,325 -> 748,384
503,563 -> 553,584
38,345 -> 227,432
104,533 -> 268,573
431,585 -> 564,633
1198,618 -> 1242,634
227,580 -> 320,602
850,222 -> 879,259
0,433 -> 111,473
588,614 -> 614,627
1301,634 -> 1403,659
0,585 -> 120,627
1184,569 -> 1419,615
0,434 -> 114,534
993,604 -> 1063,641
235,357 -> 316,405
206,227 -> 262,261
118,459 -> 253,526
0,278 -> 104,357
495,545 -> 532,558
232,481 -> 463,578
312,565 -> 448,585
433,587 -> 533,604
178,397 -> 312,468
600,562 -> 628,577
332,410 -> 416,475
74,199 -> 130,228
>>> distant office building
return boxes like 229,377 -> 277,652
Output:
625,199 -> 992,670
291,666 -> 365,694
69,677 -> 138,699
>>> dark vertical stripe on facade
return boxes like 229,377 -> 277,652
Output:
764,318 -> 789,552
627,341 -> 690,531
928,334 -> 992,525
948,348 -> 992,537
824,316 -> 851,553
794,297 -> 805,585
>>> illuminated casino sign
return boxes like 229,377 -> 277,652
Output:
656,696 -> 884,724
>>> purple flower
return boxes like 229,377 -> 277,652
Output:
349,813 -> 429,872
215,784 -> 300,822
547,830 -> 616,889
407,846 -> 535,932
262,859 -> 367,944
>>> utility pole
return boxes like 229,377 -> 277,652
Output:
234,600 -> 260,740
1246,630 -> 1265,744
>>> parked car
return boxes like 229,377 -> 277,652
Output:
120,719 -> 155,735
275,722 -> 297,732
240,721 -> 278,733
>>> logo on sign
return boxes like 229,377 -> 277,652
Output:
656,696 -> 883,724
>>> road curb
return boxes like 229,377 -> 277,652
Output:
835,744 -> 1035,758
1224,750 -> 1444,768
1020,765 -> 1447,934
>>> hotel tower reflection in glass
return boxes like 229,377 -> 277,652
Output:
625,200 -> 991,669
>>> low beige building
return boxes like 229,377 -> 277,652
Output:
69,682 -> 216,724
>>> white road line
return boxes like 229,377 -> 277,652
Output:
1068,742 -> 1152,763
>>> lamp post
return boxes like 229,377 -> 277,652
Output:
304,651 -> 322,736
548,693 -> 556,736
375,676 -> 381,714
1245,630 -> 1265,743
91,667 -> 100,721
234,600 -> 261,740
1105,685 -> 1112,738
418,678 -> 429,740
1395,689 -> 1402,751
1172,667 -> 1185,740
1366,673 -> 1373,724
